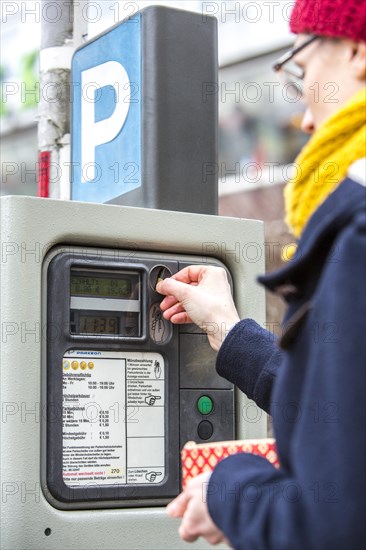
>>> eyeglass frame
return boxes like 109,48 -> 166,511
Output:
273,35 -> 320,80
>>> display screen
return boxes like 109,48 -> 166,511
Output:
70,270 -> 141,336
79,316 -> 119,334
71,275 -> 132,298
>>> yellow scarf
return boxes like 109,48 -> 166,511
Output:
285,87 -> 366,239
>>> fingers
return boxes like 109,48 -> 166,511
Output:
166,491 -> 190,518
205,533 -> 227,545
159,285 -> 196,312
167,474 -> 227,547
165,265 -> 204,285
157,265 -> 232,334
177,505 -> 225,545
161,301 -> 185,321
170,311 -> 191,324
157,265 -> 221,295
178,522 -> 199,543
157,278 -> 194,324
159,294 -> 179,311
156,278 -> 189,302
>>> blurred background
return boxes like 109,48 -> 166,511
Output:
1,0 -> 307,335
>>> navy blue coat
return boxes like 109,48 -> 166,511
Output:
207,177 -> 366,549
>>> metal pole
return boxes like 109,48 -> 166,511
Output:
38,0 -> 74,199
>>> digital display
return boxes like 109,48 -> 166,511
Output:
79,316 -> 119,334
71,275 -> 132,298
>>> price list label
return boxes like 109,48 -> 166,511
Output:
62,351 -> 165,487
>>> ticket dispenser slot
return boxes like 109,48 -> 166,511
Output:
45,247 -> 234,509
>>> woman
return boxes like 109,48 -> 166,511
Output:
156,0 -> 366,548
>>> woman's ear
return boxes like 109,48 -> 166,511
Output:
350,41 -> 366,80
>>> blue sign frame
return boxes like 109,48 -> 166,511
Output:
71,15 -> 142,203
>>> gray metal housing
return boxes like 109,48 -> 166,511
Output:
1,196 -> 266,549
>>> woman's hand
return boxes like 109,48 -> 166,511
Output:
156,266 -> 240,352
166,472 -> 230,546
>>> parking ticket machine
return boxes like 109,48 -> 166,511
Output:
1,196 -> 267,548
46,246 -> 235,508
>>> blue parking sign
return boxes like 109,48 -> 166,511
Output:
71,6 -> 218,213
71,14 -> 142,203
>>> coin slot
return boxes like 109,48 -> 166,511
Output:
150,265 -> 172,292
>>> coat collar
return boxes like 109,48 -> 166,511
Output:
258,177 -> 366,293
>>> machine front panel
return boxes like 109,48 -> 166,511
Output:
44,247 -> 234,509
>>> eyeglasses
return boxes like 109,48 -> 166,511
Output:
273,35 -> 320,96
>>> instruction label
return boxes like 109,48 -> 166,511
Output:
62,350 -> 165,487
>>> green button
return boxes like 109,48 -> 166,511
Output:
197,395 -> 213,415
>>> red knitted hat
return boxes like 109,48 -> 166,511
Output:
290,0 -> 366,42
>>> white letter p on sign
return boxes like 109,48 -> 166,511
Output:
81,61 -> 130,183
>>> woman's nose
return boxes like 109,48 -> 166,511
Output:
301,107 -> 316,134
